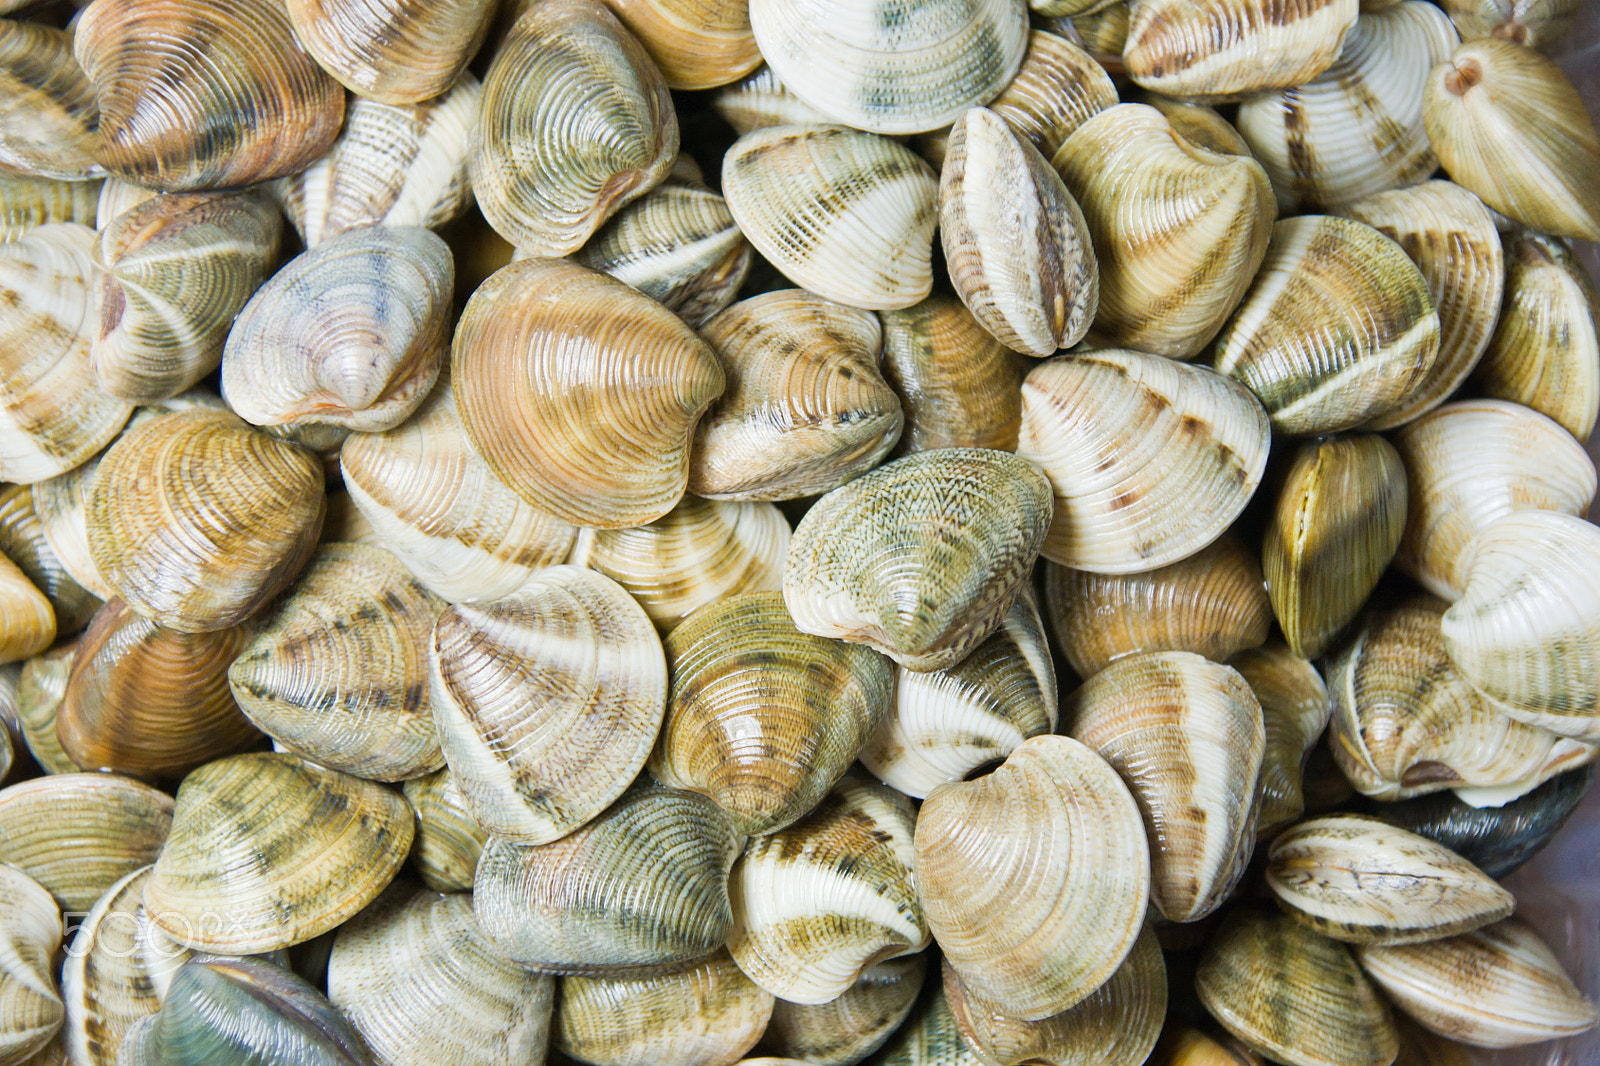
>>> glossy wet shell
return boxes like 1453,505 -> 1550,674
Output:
1123,0 -> 1357,96
0,863 -> 62,1066
400,769 -> 486,894
1232,642 -> 1330,836
0,485 -> 99,635
602,0 -> 762,90
759,955 -> 926,1066
14,642 -> 80,775
0,554 -> 51,666
879,296 -> 1024,455
285,0 -> 494,104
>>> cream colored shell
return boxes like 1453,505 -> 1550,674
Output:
0,176 -> 98,242
285,0 -> 494,104
1231,642 -> 1330,836
400,769 -> 486,894
0,863 -> 62,1066
1123,0 -> 1357,97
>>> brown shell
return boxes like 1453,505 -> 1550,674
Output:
879,295 -> 1025,455
285,0 -> 494,104
0,20 -> 102,181
0,553 -> 52,665
601,0 -> 762,90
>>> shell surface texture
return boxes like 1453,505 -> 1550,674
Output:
759,954 -> 926,1066
400,768 -> 486,894
602,0 -> 762,90
0,20 -> 101,183
1231,641 -> 1331,836
0,862 -> 63,1066
879,295 -> 1025,455
1123,0 -> 1358,97
285,0 -> 495,105
0,484 -> 99,636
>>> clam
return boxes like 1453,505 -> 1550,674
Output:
783,449 -> 1051,672
450,257 -> 724,528
915,735 -> 1150,1020
1266,815 -> 1514,944
0,176 -> 99,241
1053,3 -> 1131,56
339,380 -> 577,604
568,495 -> 788,633
1233,643 -> 1332,839
1441,0 -> 1581,52
0,486 -> 99,633
690,290 -> 902,499
1195,909 -> 1399,1066
13,643 -> 80,775
1051,104 -> 1275,360
722,125 -> 939,311
1044,536 -> 1272,679
0,21 -> 101,181
74,0 -> 344,189
602,0 -> 761,90
554,949 -> 772,1066
1236,2 -> 1458,210
228,543 -> 444,783
85,408 -> 326,633
0,555 -> 51,666
1130,92 -> 1253,157
399,769 -> 485,893
327,885 -> 553,1066
0,863 -> 62,1066
652,591 -> 890,836
431,565 -> 666,844
1016,350 -> 1271,572
860,588 -> 1057,799
870,980 -> 981,1066
1147,1028 -> 1259,1066
760,955 -> 927,1066
1471,231 -> 1600,442
0,773 -> 170,912
711,67 -> 830,136
472,785 -> 740,972
1423,37 -> 1600,241
470,0 -> 676,256
1355,917 -> 1599,1048
285,0 -> 494,104
275,77 -> 480,248
879,295 -> 1025,454
941,107 -> 1098,357
1214,215 -> 1441,435
93,179 -> 154,231
746,0 -> 1028,135
1123,0 -> 1357,97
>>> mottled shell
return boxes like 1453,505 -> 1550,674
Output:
1123,0 -> 1357,96
711,67 -> 830,136
340,380 -> 577,604
473,785 -> 740,973
0,485 -> 97,634
470,0 -> 676,256
602,0 -> 761,90
145,753 -> 412,953
85,408 -> 326,633
0,176 -> 99,241
74,0 -> 344,189
1214,215 -> 1441,435
870,980 -> 981,1066
1441,0 -> 1580,52
915,735 -> 1151,1021
569,495 -> 788,633
879,296 -> 1024,455
1016,350 -> 1271,572
0,21 -> 101,181
285,0 -> 493,104
783,449 -> 1051,672
760,955 -> 927,1066
400,769 -> 485,893
652,591 -> 890,836
93,179 -> 153,231
0,554 -> 51,665
722,125 -> 939,311
0,863 -> 62,1066
14,642 -> 80,775
1232,642 -> 1331,836
451,257 -> 724,528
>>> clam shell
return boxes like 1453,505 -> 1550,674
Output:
782,448 -> 1051,672
1355,917 -> 1599,1048
690,290 -> 901,499
74,0 -> 344,189
85,408 -> 326,633
431,565 -> 666,844
723,125 -> 939,312
879,295 -> 1024,454
0,666 -> 12,781
472,785 -> 740,973
711,67 -> 831,136
470,0 -> 676,256
0,21 -> 101,181
1214,215 -> 1441,435
1147,1028 -> 1261,1066
870,979 -> 982,1066
1131,91 -> 1252,156
228,543 -> 444,783
1442,0 -> 1580,52
568,495 -> 789,633
760,955 -> 927,1066
915,735 -> 1150,1021
1016,349 -> 1271,572
327,885 -> 554,1066
285,0 -> 494,104
1266,815 -> 1514,945
602,0 -> 761,90
450,257 -> 724,528
0,773 -> 170,913
1044,535 -> 1271,679
0,176 -> 99,241
93,179 -> 153,232
14,643 -> 80,775
1051,104 -> 1275,360
29,461 -> 109,602
1124,0 -> 1357,97
1053,3 -> 1132,54
1231,642 -> 1331,837
0,863 -> 62,1066
399,769 -> 485,893
651,591 -> 890,836
0,555 -> 51,665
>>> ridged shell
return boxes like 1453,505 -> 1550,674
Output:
1066,651 -> 1264,923
32,452 -> 111,601
783,449 -> 1051,672
0,773 -> 170,912
85,408 -> 326,633
0,863 -> 61,1066
0,555 -> 50,665
228,543 -> 444,783
879,296 -> 1024,455
0,486 -> 99,634
1442,0 -> 1580,52
722,125 -> 939,311
602,0 -> 761,90
0,21 -> 100,181
759,955 -> 927,1066
861,588 -> 1057,799
1470,231 -> 1600,441
14,643 -> 79,775
93,179 -> 153,231
1123,0 -> 1357,96
0,177 -> 98,241
1333,182 -> 1504,429
1054,3 -> 1132,54
1132,91 -> 1252,156
1052,104 -> 1276,360
690,291 -> 901,499
400,769 -> 485,893
339,380 -> 577,604
1044,536 -> 1271,679
74,0 -> 344,189
1016,350 -> 1271,572
711,67 -> 831,136
285,0 -> 493,105
473,785 -> 740,973
1231,642 -> 1330,836
1214,215 -> 1441,435
569,495 -> 788,633
1236,2 -> 1458,210
470,0 -> 676,256
915,735 -> 1150,1021
451,257 -> 724,528
652,591 -> 890,836
870,980 -> 982,1066
1355,918 -> 1599,1048
327,885 -> 554,1066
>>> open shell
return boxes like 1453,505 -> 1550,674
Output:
0,863 -> 62,1066
1231,642 -> 1331,837
285,0 -> 494,104
0,21 -> 101,182
879,295 -> 1024,454
1123,0 -> 1357,97
760,955 -> 927,1066
400,769 -> 486,894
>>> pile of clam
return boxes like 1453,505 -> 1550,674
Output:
1,0 -> 1600,1063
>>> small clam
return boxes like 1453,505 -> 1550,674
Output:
473,785 -> 740,973
879,296 -> 1024,455
0,21 -> 101,181
759,955 -> 926,1066
602,0 -> 761,90
1016,349 -> 1271,572
0,555 -> 51,666
722,125 -> 939,311
399,769 -> 485,893
783,449 -> 1051,672
1054,3 -> 1131,56
285,0 -> 494,104
32,449 -> 114,602
1131,91 -> 1252,157
711,67 -> 830,136
14,643 -> 79,775
0,863 -> 62,1066
870,979 -> 981,1066
652,591 -> 890,836
1123,0 -> 1357,97
1441,0 -> 1580,52
0,486 -> 98,635
916,735 -> 1150,1021
1231,642 -> 1331,838
93,179 -> 153,231
0,176 -> 99,241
